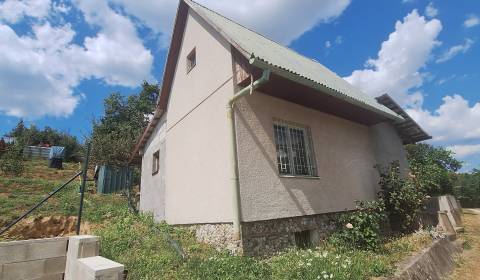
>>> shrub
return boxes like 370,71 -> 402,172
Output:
331,200 -> 387,251
377,161 -> 425,233
0,144 -> 24,176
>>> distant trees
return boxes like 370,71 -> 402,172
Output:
454,169 -> 480,207
6,120 -> 82,161
90,81 -> 159,166
406,143 -> 462,195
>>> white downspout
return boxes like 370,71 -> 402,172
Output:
227,66 -> 271,240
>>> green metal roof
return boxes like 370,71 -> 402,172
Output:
184,0 -> 403,121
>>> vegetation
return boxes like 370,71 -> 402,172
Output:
98,209 -> 433,280
90,82 -> 159,165
454,169 -> 480,207
5,120 -> 83,161
331,200 -> 387,251
0,159 -> 126,232
378,161 -> 426,233
0,142 -> 24,176
406,143 -> 462,195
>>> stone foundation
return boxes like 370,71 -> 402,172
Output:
189,212 -> 341,256
241,212 -> 340,256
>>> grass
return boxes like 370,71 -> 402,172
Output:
448,212 -> 480,280
0,159 -> 127,233
97,209 -> 433,280
0,159 -> 435,279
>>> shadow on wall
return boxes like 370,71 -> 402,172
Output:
235,95 -> 379,219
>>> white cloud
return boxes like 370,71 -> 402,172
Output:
425,2 -> 438,18
112,0 -> 351,46
0,0 -> 51,23
325,40 -> 332,48
344,10 -> 442,107
436,38 -> 474,63
0,0 -> 154,118
406,95 -> 480,143
464,14 -> 479,28
448,144 -> 480,158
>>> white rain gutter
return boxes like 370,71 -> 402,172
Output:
227,64 -> 271,240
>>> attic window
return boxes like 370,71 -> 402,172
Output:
186,48 -> 196,73
152,150 -> 159,175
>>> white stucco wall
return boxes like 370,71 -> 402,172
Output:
235,93 -> 381,222
140,114 -> 167,221
163,9 -> 235,224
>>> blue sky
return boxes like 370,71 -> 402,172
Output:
0,0 -> 479,170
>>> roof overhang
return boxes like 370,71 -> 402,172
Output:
376,94 -> 432,144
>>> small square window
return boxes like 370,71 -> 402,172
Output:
294,230 -> 312,249
186,48 -> 196,73
152,150 -> 159,175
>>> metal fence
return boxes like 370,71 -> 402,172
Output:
23,146 -> 51,159
96,165 -> 133,194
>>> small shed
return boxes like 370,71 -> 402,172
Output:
95,165 -> 133,194
48,146 -> 65,169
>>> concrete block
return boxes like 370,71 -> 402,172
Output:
0,237 -> 68,264
1,256 -> 66,280
64,235 -> 100,280
77,256 -> 124,280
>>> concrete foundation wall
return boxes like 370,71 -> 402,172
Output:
140,114 -> 167,221
235,93 -> 379,222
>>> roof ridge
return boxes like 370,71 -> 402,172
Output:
184,0 -> 325,66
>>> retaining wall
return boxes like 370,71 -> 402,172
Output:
0,235 -> 124,280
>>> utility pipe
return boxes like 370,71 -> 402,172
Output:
227,65 -> 271,240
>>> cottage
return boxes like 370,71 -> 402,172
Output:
131,0 -> 430,255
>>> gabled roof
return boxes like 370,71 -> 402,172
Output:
376,94 -> 432,144
184,0 -> 402,121
130,0 -> 427,162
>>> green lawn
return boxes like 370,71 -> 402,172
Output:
0,159 -> 434,279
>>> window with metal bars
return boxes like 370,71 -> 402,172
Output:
273,120 -> 317,177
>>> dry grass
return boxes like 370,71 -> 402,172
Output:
449,211 -> 480,280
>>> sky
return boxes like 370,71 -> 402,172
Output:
0,0 -> 479,171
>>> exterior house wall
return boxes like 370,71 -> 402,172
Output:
235,92 -> 379,222
369,122 -> 409,176
164,9 -> 235,224
140,114 -> 167,221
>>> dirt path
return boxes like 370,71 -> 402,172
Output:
449,210 -> 480,280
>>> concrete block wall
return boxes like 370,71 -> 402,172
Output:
0,235 -> 124,280
0,237 -> 68,280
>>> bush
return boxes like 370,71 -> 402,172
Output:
377,161 -> 425,233
0,144 -> 24,176
331,200 -> 387,251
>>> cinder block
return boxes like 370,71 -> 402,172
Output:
64,235 -> 100,280
0,237 -> 68,264
77,256 -> 124,280
1,256 -> 66,280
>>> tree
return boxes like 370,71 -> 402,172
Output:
406,143 -> 462,195
454,169 -> 480,207
90,81 -> 159,165
6,120 -> 82,161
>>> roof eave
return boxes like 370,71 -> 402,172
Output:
249,57 -> 404,123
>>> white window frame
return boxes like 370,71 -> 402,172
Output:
152,150 -> 159,175
273,119 -> 318,178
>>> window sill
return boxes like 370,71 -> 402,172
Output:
279,175 -> 320,180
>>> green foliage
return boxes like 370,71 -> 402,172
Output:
91,81 -> 159,165
406,143 -> 462,195
377,161 -> 425,233
0,143 -> 24,176
331,200 -> 387,251
7,120 -> 82,161
454,169 -> 480,207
